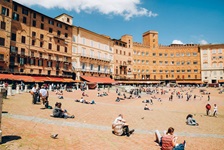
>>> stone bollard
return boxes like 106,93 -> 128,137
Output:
16,85 -> 20,94
7,85 -> 12,96
49,85 -> 52,91
24,85 -> 28,92
76,83 -> 79,90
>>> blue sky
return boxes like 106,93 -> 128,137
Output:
15,0 -> 224,45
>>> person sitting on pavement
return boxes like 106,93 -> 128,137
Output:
186,114 -> 199,126
144,104 -> 152,110
116,97 -> 120,102
97,93 -> 103,97
127,94 -> 133,99
112,114 -> 135,137
57,90 -> 64,99
103,92 -> 108,96
155,127 -> 186,150
52,102 -> 74,119
82,91 -> 89,97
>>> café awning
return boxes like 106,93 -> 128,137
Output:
80,76 -> 115,84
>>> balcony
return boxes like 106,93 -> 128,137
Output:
77,53 -> 111,62
202,67 -> 224,71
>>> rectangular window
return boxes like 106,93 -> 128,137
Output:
65,26 -> 68,30
22,8 -> 28,15
0,21 -> 6,30
153,53 -> 156,56
21,36 -> 26,43
49,28 -> 53,33
40,42 -> 43,47
33,12 -> 36,18
32,40 -> 35,46
48,20 -> 54,25
57,30 -> 61,36
48,43 -> 52,49
72,46 -> 76,53
57,23 -> 62,28
40,34 -> 44,39
193,61 -> 198,65
64,47 -> 67,53
40,23 -> 44,29
32,20 -> 36,27
11,33 -> 16,41
170,53 -> 174,57
193,52 -> 197,56
41,16 -> 44,22
0,37 -> 5,46
0,54 -> 4,61
65,33 -> 68,38
2,7 -> 9,16
22,16 -> 27,24
218,49 -> 222,54
12,12 -> 19,21
159,53 -> 162,56
13,4 -> 18,11
32,31 -> 36,37
57,45 -> 60,51
98,65 -> 101,71
21,48 -> 25,55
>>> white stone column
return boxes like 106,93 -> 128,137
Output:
76,83 -> 79,90
86,85 -> 89,90
7,85 -> 12,96
49,85 -> 52,91
24,85 -> 28,92
16,85 -> 20,94
36,83 -> 39,89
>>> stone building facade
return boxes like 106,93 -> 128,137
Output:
133,31 -> 201,83
200,44 -> 224,84
113,35 -> 133,80
0,0 -> 73,77
71,27 -> 113,80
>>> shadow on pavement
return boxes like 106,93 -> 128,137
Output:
1,135 -> 22,144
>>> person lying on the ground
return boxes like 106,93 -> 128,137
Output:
142,99 -> 153,105
151,95 -> 157,99
155,127 -> 186,150
75,98 -> 96,104
97,93 -> 103,97
186,114 -> 199,126
144,104 -> 152,110
82,91 -> 89,97
112,114 -> 135,137
52,102 -> 74,119
103,92 -> 108,96
135,95 -> 141,98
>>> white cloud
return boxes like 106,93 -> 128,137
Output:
172,40 -> 183,44
199,39 -> 208,45
14,0 -> 158,20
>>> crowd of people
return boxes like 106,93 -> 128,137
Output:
26,82 -> 223,149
